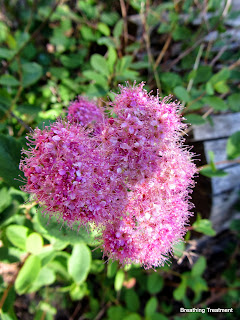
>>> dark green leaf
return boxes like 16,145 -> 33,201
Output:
22,62 -> 43,87
113,19 -> 124,38
0,134 -> 24,188
173,86 -> 190,102
125,289 -> 140,312
200,166 -> 228,178
203,96 -> 228,111
147,273 -> 164,294
145,297 -> 158,317
0,74 -> 19,86
184,114 -> 205,125
191,256 -> 206,277
227,93 -> 240,112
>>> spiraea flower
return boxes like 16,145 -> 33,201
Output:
20,120 -> 128,226
67,96 -> 104,134
20,82 -> 197,269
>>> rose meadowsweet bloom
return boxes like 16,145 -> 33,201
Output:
100,83 -> 197,268
19,83 -> 197,269
67,96 -> 104,134
20,120 -> 128,226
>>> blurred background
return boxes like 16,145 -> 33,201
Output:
0,0 -> 240,319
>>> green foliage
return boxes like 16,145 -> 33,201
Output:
0,0 -> 239,319
227,131 -> 240,160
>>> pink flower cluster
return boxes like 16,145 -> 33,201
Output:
20,83 -> 196,268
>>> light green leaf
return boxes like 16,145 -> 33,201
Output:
107,47 -> 117,73
114,269 -> 125,291
173,86 -> 190,102
173,241 -> 185,258
147,272 -> 164,294
22,62 -> 43,87
26,232 -> 43,254
30,266 -> 55,292
15,255 -> 41,294
68,243 -> 91,284
97,22 -> 110,36
192,218 -> 216,236
123,314 -> 141,320
113,19 -> 124,38
90,54 -> 109,77
200,166 -> 228,178
0,74 -> 19,86
107,260 -> 118,278
227,131 -> 240,160
191,256 -> 206,277
6,225 -> 29,250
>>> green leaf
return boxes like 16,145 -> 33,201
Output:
186,101 -> 202,111
123,314 -> 141,320
6,225 -> 29,250
227,93 -> 240,112
147,272 -> 164,294
107,47 -> 117,73
184,114 -> 205,125
60,53 -> 85,69
214,81 -> 229,94
97,22 -> 110,36
68,243 -> 91,284
107,260 -> 118,278
30,266 -> 55,292
0,187 -> 11,213
200,166 -> 228,178
82,70 -> 108,85
160,72 -> 182,89
36,210 -> 97,244
114,269 -> 125,291
90,54 -> 109,77
0,74 -> 19,86
125,289 -> 140,312
15,255 -> 41,294
22,62 -> 43,87
191,256 -> 206,277
173,86 -> 190,102
0,134 -> 24,188
226,131 -> 240,160
113,19 -> 124,38
70,282 -> 88,301
173,241 -> 185,258
192,218 -> 216,236
208,68 -> 230,86
26,233 -> 43,254
173,276 -> 187,301
145,297 -> 158,317
203,96 -> 228,111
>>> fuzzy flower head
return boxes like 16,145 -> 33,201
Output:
20,120 -> 128,226
19,82 -> 197,269
100,83 -> 186,185
67,96 -> 104,134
